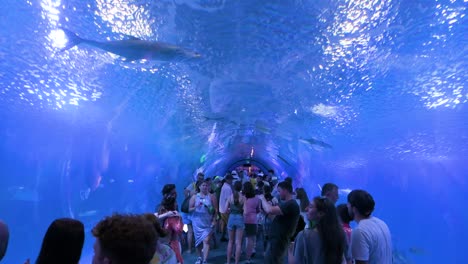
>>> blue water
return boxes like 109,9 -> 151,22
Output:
0,0 -> 467,263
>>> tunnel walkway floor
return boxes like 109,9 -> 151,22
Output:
181,232 -> 273,264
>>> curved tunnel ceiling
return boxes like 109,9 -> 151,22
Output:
0,1 -> 467,262
0,1 -> 466,182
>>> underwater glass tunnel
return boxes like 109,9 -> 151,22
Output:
0,0 -> 466,263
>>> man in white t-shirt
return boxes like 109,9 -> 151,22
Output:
347,190 -> 392,264
218,174 -> 234,241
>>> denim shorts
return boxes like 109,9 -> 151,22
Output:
227,214 -> 244,231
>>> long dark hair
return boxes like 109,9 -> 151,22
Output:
337,204 -> 352,224
242,182 -> 255,199
36,218 -> 85,264
313,197 -> 346,264
263,185 -> 273,201
159,184 -> 177,212
233,181 -> 243,206
295,188 -> 310,212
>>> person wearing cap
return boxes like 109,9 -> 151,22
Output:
347,190 -> 392,264
256,173 -> 269,188
182,172 -> 205,253
271,176 -> 280,200
231,170 -> 240,182
219,173 -> 234,242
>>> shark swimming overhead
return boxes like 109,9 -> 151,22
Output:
60,28 -> 202,62
299,137 -> 333,149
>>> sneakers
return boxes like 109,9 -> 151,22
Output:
195,257 -> 208,264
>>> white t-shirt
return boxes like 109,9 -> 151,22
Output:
351,216 -> 392,264
218,183 -> 232,214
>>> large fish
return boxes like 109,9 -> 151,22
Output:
60,28 -> 202,62
299,137 -> 333,149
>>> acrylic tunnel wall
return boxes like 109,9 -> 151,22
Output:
0,0 -> 467,263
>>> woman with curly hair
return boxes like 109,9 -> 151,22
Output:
143,213 -> 178,264
155,184 -> 184,263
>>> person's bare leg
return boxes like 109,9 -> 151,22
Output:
251,235 -> 257,257
196,243 -> 203,261
211,231 -> 218,249
203,234 -> 211,262
235,229 -> 244,264
220,218 -> 225,235
221,215 -> 228,240
227,229 -> 235,264
187,224 -> 193,253
246,236 -> 254,261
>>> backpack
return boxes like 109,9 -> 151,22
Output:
181,196 -> 190,213
181,182 -> 197,213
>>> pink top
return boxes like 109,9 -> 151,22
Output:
342,223 -> 352,243
243,196 -> 260,224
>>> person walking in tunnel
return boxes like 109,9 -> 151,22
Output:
289,187 -> 309,260
242,181 -> 260,264
347,190 -> 392,264
189,179 -> 218,264
182,172 -> 205,254
266,169 -> 276,183
219,173 -> 234,242
155,184 -> 184,263
337,204 -> 353,264
291,197 -> 348,264
321,183 -> 339,204
337,204 -> 353,243
205,177 -> 219,249
212,176 -> 224,234
225,181 -> 245,264
259,181 -> 300,264
261,184 -> 278,257
295,188 -> 310,229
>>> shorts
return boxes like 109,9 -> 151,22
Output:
220,212 -> 230,225
244,223 -> 257,237
227,214 -> 244,231
181,212 -> 192,225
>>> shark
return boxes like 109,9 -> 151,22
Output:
299,137 -> 333,149
60,28 -> 202,62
